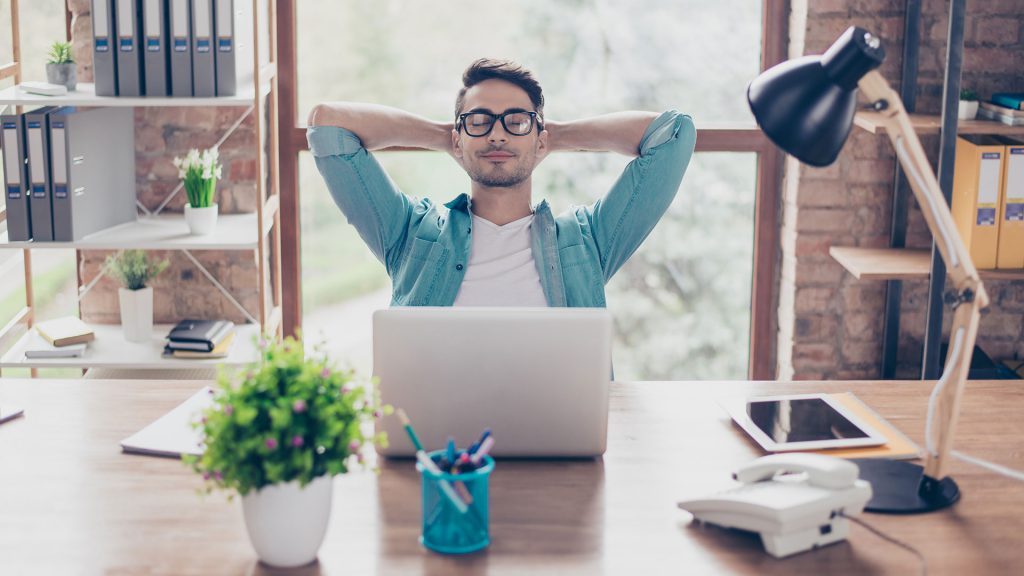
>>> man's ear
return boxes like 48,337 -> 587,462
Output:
451,129 -> 464,160
535,128 -> 550,163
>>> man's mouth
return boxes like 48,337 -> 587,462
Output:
480,151 -> 515,161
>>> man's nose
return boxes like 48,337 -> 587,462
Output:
488,121 -> 509,144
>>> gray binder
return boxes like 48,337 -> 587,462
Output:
213,0 -> 251,96
2,113 -> 31,241
24,107 -> 59,242
49,108 -> 137,242
115,0 -> 144,96
191,0 -> 216,97
142,0 -> 169,96
168,0 -> 192,96
92,0 -> 118,96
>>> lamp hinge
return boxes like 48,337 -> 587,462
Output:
944,288 -> 975,310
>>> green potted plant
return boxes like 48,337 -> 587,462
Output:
173,147 -> 223,235
186,335 -> 391,568
105,250 -> 169,342
45,41 -> 76,91
959,88 -> 979,120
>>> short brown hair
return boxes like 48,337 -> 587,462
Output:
454,58 -> 545,124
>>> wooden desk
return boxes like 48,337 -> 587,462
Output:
1,379 -> 1022,575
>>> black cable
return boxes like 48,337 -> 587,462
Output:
841,512 -> 927,576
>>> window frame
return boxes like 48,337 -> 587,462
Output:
275,0 -> 787,380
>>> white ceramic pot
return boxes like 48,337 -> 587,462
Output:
242,475 -> 333,568
118,287 -> 153,343
184,203 -> 218,235
958,100 -> 978,120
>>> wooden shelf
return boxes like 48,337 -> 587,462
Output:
0,213 -> 259,251
0,80 -> 270,108
830,246 -> 1024,281
0,323 -> 261,369
854,111 -> 1024,136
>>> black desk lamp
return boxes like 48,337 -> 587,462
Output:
747,26 -> 989,513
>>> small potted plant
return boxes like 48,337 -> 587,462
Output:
186,336 -> 391,568
105,250 -> 169,343
46,41 -> 76,91
959,89 -> 979,120
174,147 -> 222,235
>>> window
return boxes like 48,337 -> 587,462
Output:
287,0 -> 777,379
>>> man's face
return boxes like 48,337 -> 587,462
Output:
453,79 -> 548,188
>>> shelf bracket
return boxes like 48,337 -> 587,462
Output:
152,105 -> 256,216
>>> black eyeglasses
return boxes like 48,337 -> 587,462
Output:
457,110 -> 540,137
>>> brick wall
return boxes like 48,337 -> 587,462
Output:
779,0 -> 1024,379
67,0 -> 264,326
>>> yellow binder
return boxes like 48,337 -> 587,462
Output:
995,136 -> 1024,269
951,135 -> 1004,269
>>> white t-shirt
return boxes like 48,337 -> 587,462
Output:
452,213 -> 549,307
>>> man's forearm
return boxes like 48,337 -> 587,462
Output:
307,102 -> 452,151
546,112 -> 660,157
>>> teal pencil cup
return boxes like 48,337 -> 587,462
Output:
416,450 -> 495,554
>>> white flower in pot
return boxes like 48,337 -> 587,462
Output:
186,336 -> 392,568
105,250 -> 169,343
45,41 -> 77,91
174,147 -> 223,235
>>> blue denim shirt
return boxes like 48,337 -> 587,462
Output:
307,110 -> 696,307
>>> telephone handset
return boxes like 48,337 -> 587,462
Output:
677,453 -> 872,558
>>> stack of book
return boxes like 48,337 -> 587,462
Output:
978,93 -> 1024,126
164,319 -> 236,359
26,316 -> 95,359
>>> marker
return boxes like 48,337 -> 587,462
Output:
469,428 -> 492,455
446,437 -> 456,466
470,436 -> 494,466
396,409 -> 424,453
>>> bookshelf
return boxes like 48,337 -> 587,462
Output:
0,0 -> 283,375
829,246 -> 1024,281
855,111 -> 1024,136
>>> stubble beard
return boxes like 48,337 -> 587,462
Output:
466,154 -> 534,188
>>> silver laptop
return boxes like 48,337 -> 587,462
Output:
373,307 -> 612,458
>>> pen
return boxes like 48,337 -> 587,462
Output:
396,409 -> 425,453
446,437 -> 456,466
470,436 -> 494,466
416,451 -> 469,514
469,428 -> 491,455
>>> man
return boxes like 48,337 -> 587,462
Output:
307,58 -> 696,307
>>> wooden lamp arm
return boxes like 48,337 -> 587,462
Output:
856,70 -> 989,479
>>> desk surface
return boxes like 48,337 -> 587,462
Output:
1,378 -> 1022,575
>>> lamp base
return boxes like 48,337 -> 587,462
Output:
850,458 -> 960,514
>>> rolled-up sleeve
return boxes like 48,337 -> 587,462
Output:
587,110 -> 697,281
307,125 -> 413,275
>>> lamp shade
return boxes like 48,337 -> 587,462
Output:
748,26 -> 886,167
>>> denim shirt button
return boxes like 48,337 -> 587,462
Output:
456,264 -> 464,271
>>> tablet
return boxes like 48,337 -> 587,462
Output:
722,393 -> 887,452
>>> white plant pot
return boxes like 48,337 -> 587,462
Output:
184,203 -> 218,236
958,100 -> 978,120
118,287 -> 153,343
242,475 -> 333,568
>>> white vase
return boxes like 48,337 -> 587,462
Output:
958,100 -> 978,120
184,203 -> 218,235
118,287 -> 153,343
242,475 -> 333,568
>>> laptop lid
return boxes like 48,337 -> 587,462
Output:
373,307 -> 612,458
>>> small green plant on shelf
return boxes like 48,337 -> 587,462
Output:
174,147 -> 223,209
46,41 -> 74,64
959,89 -> 978,102
104,250 -> 169,291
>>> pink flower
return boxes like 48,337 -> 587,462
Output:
214,471 -> 223,481
320,367 -> 331,378
348,439 -> 360,452
341,384 -> 353,394
258,338 -> 268,349
373,410 -> 382,419
202,472 -> 211,481
223,405 -> 233,416
265,438 -> 278,450
291,435 -> 304,447
292,399 -> 307,413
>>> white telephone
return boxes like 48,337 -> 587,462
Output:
677,453 -> 872,558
